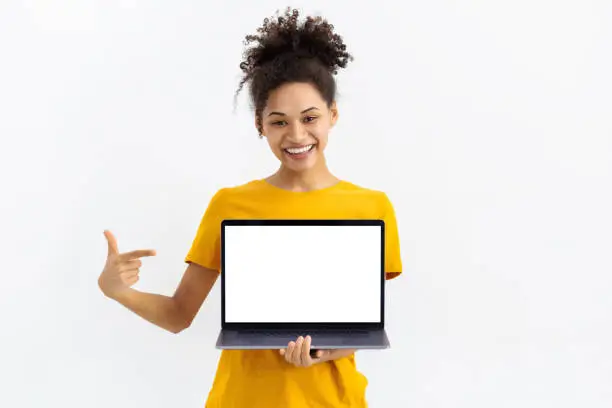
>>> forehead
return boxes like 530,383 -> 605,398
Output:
263,82 -> 326,114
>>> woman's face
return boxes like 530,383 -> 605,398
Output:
259,82 -> 338,173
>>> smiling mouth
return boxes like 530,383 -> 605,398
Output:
283,144 -> 316,155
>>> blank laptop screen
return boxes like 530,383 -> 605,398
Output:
222,224 -> 382,323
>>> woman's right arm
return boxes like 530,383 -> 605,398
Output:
98,230 -> 218,333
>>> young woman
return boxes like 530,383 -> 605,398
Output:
98,8 -> 402,407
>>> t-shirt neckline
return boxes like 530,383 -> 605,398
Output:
258,178 -> 346,194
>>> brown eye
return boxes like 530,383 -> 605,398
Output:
304,116 -> 317,123
272,121 -> 287,126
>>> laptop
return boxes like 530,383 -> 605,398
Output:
215,219 -> 390,350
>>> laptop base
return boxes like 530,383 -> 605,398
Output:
215,329 -> 390,350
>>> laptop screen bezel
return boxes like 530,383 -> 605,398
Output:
220,219 -> 385,330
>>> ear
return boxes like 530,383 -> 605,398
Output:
255,117 -> 264,138
329,101 -> 339,127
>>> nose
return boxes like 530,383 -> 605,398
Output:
285,122 -> 309,143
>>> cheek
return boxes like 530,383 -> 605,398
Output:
312,127 -> 329,148
265,136 -> 285,157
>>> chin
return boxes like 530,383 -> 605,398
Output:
284,161 -> 316,173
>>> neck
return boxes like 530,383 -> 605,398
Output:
268,159 -> 339,192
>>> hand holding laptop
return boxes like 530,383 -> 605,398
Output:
279,335 -> 330,367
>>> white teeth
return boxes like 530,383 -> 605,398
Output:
285,145 -> 314,154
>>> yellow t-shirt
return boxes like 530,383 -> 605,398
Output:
185,179 -> 403,408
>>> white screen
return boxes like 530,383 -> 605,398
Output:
223,224 -> 382,323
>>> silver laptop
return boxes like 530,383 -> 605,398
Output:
215,219 -> 390,351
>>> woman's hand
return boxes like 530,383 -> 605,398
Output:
98,230 -> 157,299
279,336 -> 332,367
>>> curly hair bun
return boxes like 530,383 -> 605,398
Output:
240,8 -> 352,76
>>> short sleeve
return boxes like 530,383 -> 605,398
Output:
184,189 -> 227,271
382,193 -> 403,280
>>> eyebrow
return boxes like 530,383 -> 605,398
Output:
267,107 -> 319,117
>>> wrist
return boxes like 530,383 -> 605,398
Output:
325,348 -> 356,362
100,281 -> 134,302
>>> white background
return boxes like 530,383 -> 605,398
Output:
223,225 -> 381,323
1,1 -> 611,407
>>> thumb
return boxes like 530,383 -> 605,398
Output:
104,230 -> 119,256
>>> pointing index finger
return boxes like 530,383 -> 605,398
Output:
118,249 -> 157,261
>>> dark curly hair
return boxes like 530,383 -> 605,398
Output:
235,7 -> 354,137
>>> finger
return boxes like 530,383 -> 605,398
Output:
290,337 -> 301,366
308,349 -> 326,363
104,230 -> 119,256
294,336 -> 305,366
301,336 -> 313,366
124,274 -> 139,286
118,249 -> 157,261
279,348 -> 286,356
119,259 -> 142,271
285,341 -> 296,364
120,271 -> 139,280
120,270 -> 140,279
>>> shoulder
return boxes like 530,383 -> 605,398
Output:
338,181 -> 395,216
207,179 -> 266,203
339,180 -> 391,201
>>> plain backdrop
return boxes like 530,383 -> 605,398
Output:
1,1 -> 611,407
